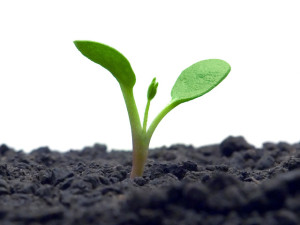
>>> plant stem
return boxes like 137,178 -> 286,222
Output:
143,99 -> 151,132
120,85 -> 149,178
120,85 -> 142,137
146,100 -> 180,142
120,85 -> 181,178
130,134 -> 149,178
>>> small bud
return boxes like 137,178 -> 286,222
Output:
147,78 -> 159,101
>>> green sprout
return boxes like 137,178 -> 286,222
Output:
74,40 -> 231,178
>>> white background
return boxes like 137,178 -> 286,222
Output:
0,1 -> 299,152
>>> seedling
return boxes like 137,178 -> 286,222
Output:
74,40 -> 231,178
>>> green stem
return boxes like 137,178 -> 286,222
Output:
120,85 -> 181,178
130,134 -> 149,178
146,100 -> 180,143
120,85 -> 149,178
120,85 -> 142,136
143,99 -> 151,132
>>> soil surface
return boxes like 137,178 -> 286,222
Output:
0,136 -> 300,225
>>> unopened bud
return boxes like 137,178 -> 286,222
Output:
147,77 -> 158,100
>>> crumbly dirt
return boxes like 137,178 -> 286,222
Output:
0,136 -> 299,225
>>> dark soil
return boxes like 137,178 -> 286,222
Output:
0,136 -> 300,225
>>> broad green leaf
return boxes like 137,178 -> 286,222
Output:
171,59 -> 231,104
74,40 -> 136,88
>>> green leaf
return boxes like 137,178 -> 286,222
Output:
74,40 -> 136,88
171,59 -> 231,104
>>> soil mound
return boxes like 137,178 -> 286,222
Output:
0,136 -> 299,225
